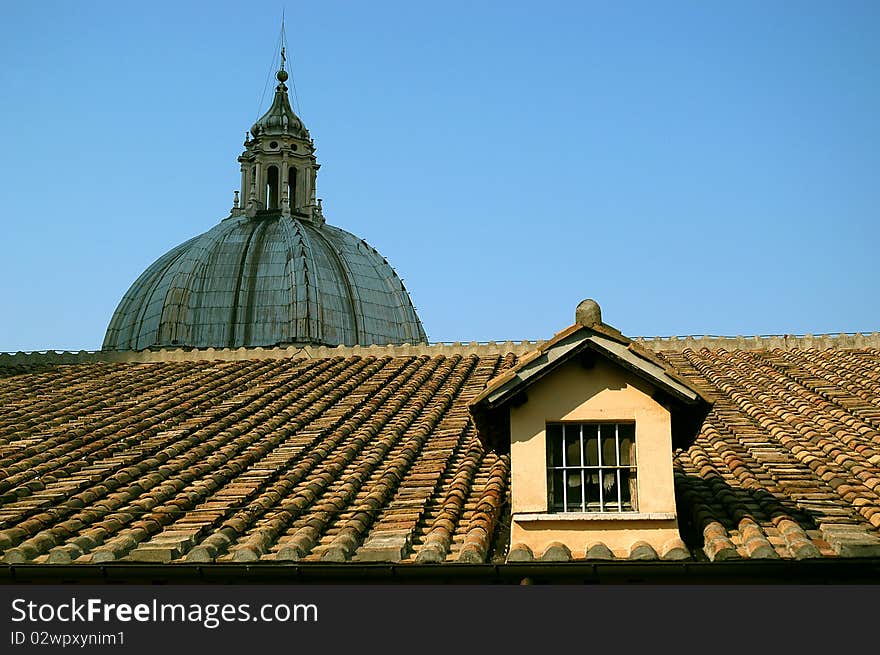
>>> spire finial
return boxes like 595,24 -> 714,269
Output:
280,10 -> 287,72
276,11 -> 289,82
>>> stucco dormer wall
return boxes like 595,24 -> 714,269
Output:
509,357 -> 682,559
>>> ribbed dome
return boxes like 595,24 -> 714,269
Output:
102,215 -> 427,351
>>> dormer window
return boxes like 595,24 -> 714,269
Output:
546,422 -> 636,513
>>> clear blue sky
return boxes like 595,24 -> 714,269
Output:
1,1 -> 878,351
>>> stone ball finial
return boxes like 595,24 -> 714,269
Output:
276,69 -> 289,82
575,299 -> 602,327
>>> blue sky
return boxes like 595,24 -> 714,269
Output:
1,1 -> 878,351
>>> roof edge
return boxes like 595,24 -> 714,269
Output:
637,332 -> 880,352
4,559 -> 880,584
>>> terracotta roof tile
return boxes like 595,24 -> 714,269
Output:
506,543 -> 534,562
585,543 -> 615,560
628,541 -> 659,561
541,542 -> 572,562
660,538 -> 690,561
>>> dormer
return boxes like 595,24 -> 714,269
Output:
470,300 -> 711,562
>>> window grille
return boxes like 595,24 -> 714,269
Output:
546,423 -> 637,512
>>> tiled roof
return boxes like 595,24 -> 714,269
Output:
1,346 -> 880,564
663,347 -> 880,560
0,355 -> 512,565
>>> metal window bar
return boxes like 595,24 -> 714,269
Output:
615,423 -> 622,511
561,424 -> 567,512
597,423 -> 604,511
578,423 -> 587,512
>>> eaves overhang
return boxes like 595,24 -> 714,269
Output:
5,559 -> 880,584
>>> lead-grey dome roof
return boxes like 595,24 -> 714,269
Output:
103,215 -> 427,351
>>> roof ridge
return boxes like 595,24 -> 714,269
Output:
635,332 -> 880,352
4,333 -> 880,366
0,341 -> 545,366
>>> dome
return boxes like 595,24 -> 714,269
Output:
102,215 -> 427,350
103,53 -> 428,352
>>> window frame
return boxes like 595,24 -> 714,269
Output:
545,421 -> 638,514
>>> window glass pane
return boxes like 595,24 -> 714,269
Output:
585,469 -> 600,510
564,424 -> 581,467
549,469 -> 564,511
547,424 -> 562,467
601,470 -> 618,511
566,471 -> 583,512
620,468 -> 635,510
584,424 -> 599,466
601,424 -> 617,466
619,423 -> 635,466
